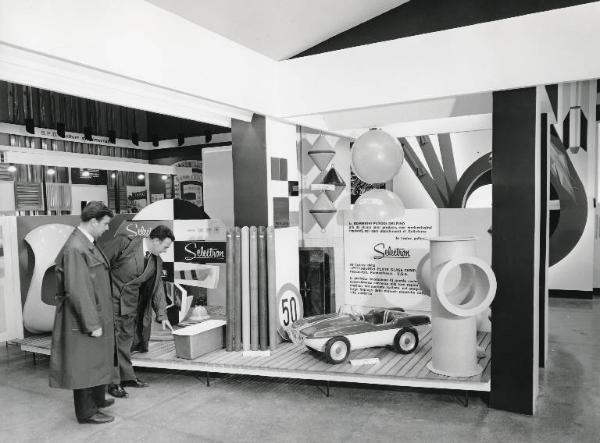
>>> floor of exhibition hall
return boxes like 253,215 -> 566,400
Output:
1,297 -> 597,443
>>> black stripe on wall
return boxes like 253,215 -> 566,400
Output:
294,0 -> 595,58
231,114 -> 268,227
549,289 -> 593,299
490,87 -> 539,415
539,113 -> 549,368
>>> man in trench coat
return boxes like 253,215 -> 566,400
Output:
49,201 -> 116,424
102,224 -> 174,398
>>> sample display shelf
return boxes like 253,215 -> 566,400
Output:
19,327 -> 491,392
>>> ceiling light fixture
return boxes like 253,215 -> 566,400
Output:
47,168 -> 56,175
81,170 -> 90,177
137,173 -> 145,180
7,164 -> 17,173
161,175 -> 168,181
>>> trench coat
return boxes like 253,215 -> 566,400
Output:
102,235 -> 167,352
49,229 -> 115,390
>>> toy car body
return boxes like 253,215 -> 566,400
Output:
286,307 -> 431,364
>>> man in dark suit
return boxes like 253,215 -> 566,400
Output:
50,201 -> 116,424
103,225 -> 174,398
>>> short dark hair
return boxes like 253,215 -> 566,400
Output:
81,201 -> 114,222
149,225 -> 175,242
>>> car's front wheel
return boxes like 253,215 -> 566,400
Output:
394,328 -> 419,354
325,336 -> 351,364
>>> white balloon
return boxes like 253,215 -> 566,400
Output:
351,129 -> 404,184
352,189 -> 405,221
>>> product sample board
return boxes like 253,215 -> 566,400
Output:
19,328 -> 491,391
225,226 -> 280,353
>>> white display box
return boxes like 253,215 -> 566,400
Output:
172,320 -> 226,359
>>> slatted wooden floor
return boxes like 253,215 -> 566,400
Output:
19,327 -> 491,392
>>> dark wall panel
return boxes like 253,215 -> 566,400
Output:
539,113 -> 548,368
231,115 -> 268,227
295,0 -> 594,58
490,87 -> 539,415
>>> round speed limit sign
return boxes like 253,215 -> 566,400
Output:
276,283 -> 304,340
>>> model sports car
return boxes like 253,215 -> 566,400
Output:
286,307 -> 431,364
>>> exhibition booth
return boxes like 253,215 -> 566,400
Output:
1,1 -> 599,417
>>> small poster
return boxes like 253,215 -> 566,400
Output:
71,168 -> 107,185
343,209 -> 438,310
126,186 -> 147,213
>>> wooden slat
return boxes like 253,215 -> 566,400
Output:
20,331 -> 492,391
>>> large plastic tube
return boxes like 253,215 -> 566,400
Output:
241,226 -> 250,351
249,227 -> 259,351
426,236 -> 496,377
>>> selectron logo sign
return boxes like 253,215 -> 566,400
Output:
373,243 -> 411,260
174,241 -> 226,263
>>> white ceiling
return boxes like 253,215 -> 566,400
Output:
145,0 -> 410,60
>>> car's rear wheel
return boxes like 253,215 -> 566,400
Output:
325,336 -> 351,364
394,328 -> 418,354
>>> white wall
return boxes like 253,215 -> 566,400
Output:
265,118 -> 300,224
203,146 -> 235,228
264,118 -> 300,297
298,128 -> 352,310
548,81 -> 597,292
0,0 -> 276,117
70,185 -> 108,215
0,217 -> 23,340
278,3 -> 600,116
2,1 -> 600,124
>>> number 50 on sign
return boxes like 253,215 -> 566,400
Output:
276,283 -> 304,340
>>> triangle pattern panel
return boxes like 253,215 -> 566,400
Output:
320,167 -> 346,202
309,192 -> 337,230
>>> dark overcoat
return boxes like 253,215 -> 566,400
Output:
49,229 -> 115,389
102,235 -> 167,352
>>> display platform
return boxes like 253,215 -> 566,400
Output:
19,327 -> 491,392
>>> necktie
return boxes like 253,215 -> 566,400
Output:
144,251 -> 150,267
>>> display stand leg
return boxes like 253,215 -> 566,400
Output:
317,380 -> 331,398
206,372 -> 210,387
454,390 -> 469,407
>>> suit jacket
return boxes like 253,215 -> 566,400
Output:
49,229 -> 116,389
102,235 -> 167,351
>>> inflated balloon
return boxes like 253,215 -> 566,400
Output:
351,129 -> 404,184
352,189 -> 405,221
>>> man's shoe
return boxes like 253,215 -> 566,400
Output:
98,398 -> 115,408
77,411 -> 114,424
121,377 -> 149,388
107,383 -> 129,398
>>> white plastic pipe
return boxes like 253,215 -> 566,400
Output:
425,236 -> 496,377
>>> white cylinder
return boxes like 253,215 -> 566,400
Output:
426,236 -> 496,377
